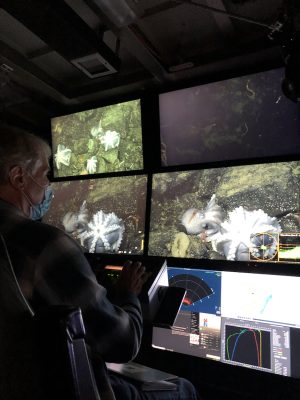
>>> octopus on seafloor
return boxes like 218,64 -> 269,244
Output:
79,210 -> 125,253
181,194 -> 282,261
62,201 -> 89,235
99,130 -> 120,151
54,144 -> 72,170
86,156 -> 98,174
215,207 -> 281,261
62,202 -> 125,253
90,120 -> 120,151
90,120 -> 103,138
181,194 -> 225,237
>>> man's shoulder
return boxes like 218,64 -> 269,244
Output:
27,219 -> 66,236
22,221 -> 87,264
12,217 -> 80,251
33,220 -> 81,247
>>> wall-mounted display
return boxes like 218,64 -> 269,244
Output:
43,175 -> 147,255
159,68 -> 300,166
148,160 -> 300,264
51,99 -> 143,177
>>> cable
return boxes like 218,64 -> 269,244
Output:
0,233 -> 34,316
175,0 -> 283,31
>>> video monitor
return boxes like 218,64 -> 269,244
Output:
159,68 -> 300,166
51,98 -> 143,178
148,160 -> 300,264
43,175 -> 147,254
152,265 -> 300,378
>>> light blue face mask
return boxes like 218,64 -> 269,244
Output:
30,185 -> 53,221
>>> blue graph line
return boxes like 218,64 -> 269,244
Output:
231,330 -> 246,360
260,294 -> 272,314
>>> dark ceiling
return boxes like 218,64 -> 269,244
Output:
0,0 -> 298,134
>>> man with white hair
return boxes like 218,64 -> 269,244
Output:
0,128 -> 199,400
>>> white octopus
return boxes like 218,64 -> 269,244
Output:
90,120 -> 103,138
181,194 -> 224,236
86,156 -> 98,174
79,210 -> 124,253
181,194 -> 281,261
62,201 -> 89,235
216,207 -> 281,261
99,130 -> 120,151
54,144 -> 72,170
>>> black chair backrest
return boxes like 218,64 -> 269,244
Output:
0,233 -> 102,400
34,305 -> 102,400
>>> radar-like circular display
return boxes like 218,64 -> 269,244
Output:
249,233 -> 278,261
169,274 -> 213,305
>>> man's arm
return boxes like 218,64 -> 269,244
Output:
34,231 -> 144,362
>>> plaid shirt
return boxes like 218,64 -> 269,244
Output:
0,198 -> 143,363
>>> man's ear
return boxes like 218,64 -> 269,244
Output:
9,166 -> 25,190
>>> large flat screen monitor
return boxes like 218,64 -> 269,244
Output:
148,160 -> 300,264
159,68 -> 300,166
51,98 -> 143,178
152,264 -> 300,378
43,175 -> 147,255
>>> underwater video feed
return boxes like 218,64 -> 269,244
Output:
159,68 -> 300,166
148,161 -> 300,263
43,175 -> 147,254
51,99 -> 143,178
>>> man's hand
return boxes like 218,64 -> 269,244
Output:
116,260 -> 151,296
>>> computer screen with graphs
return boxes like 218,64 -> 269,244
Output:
152,265 -> 300,378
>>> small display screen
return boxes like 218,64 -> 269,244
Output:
43,175 -> 147,255
148,160 -> 300,264
51,99 -> 143,178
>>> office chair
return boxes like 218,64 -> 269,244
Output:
0,233 -> 103,400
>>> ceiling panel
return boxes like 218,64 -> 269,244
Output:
0,0 -> 295,132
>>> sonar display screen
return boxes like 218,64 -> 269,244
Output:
168,268 -> 221,314
51,99 -> 143,178
43,175 -> 147,255
148,160 -> 300,264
